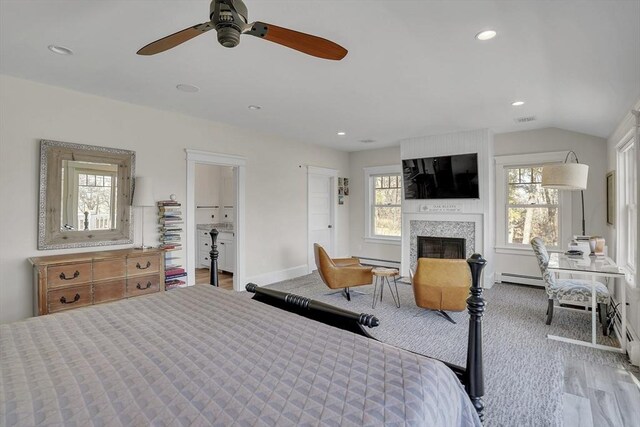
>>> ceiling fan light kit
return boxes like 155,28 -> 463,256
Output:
137,0 -> 347,60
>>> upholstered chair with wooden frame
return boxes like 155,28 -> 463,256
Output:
530,237 -> 610,334
314,243 -> 373,301
412,258 -> 471,324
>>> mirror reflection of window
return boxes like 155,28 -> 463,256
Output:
60,161 -> 118,231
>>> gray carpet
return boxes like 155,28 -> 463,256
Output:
263,273 -> 635,427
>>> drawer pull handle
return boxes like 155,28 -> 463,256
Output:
60,293 -> 80,304
136,261 -> 152,270
59,270 -> 80,281
136,281 -> 152,290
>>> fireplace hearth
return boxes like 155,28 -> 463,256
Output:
417,236 -> 466,259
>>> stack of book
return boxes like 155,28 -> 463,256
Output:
165,267 -> 187,290
158,200 -> 187,290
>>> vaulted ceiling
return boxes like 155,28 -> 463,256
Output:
1,1 -> 638,151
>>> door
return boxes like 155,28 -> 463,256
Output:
308,167 -> 337,272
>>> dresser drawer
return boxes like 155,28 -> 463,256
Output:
94,279 -> 126,304
48,284 -> 92,313
126,274 -> 160,297
47,262 -> 92,288
94,259 -> 126,281
127,255 -> 160,276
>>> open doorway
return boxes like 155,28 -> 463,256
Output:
186,150 -> 246,291
193,164 -> 236,289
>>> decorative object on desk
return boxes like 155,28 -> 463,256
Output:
606,171 -> 615,225
594,237 -> 605,256
564,249 -> 583,256
132,177 -> 155,249
542,150 -> 588,236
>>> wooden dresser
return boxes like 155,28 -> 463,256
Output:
29,248 -> 165,316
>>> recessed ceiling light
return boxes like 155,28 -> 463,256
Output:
48,45 -> 73,55
176,84 -> 199,93
337,131 -> 346,136
511,100 -> 525,106
359,139 -> 376,144
475,30 -> 497,41
248,105 -> 261,110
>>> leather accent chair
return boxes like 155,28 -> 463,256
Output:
412,258 -> 471,323
314,244 -> 373,301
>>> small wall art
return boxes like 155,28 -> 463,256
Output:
338,177 -> 349,203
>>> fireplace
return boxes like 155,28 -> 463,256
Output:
417,236 -> 466,259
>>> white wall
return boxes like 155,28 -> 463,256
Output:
0,75 -> 349,323
348,146 -> 402,262
493,127 -> 608,279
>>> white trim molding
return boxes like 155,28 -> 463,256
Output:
494,151 -> 572,251
363,165 -> 403,244
307,166 -> 338,273
245,264 -> 309,287
186,149 -> 247,292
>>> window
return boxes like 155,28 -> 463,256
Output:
506,166 -> 559,246
364,165 -> 402,242
495,153 -> 571,252
617,136 -> 637,281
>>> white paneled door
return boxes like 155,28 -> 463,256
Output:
308,167 -> 337,272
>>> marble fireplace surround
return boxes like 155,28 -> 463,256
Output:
402,213 -> 484,277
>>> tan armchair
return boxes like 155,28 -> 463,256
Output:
412,258 -> 471,323
314,244 -> 373,301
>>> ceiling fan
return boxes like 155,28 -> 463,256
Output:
137,0 -> 348,60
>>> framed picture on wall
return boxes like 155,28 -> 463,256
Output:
606,171 -> 615,225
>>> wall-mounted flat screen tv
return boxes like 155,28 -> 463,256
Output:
402,153 -> 479,199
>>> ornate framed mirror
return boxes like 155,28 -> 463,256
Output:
38,140 -> 135,249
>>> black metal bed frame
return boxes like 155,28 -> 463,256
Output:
209,229 -> 487,422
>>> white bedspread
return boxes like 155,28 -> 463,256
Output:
1,285 -> 480,426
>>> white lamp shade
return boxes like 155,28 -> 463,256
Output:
132,177 -> 155,207
542,163 -> 589,190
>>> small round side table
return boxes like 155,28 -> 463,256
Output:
372,267 -> 400,309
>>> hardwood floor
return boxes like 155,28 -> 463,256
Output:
195,268 -> 233,290
563,359 -> 640,426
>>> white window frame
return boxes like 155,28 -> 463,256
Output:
364,165 -> 402,244
616,131 -> 637,286
495,152 -> 572,254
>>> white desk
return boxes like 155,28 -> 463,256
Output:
547,253 -> 626,353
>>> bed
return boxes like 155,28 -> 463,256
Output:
1,258 -> 486,426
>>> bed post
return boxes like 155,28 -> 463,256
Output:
209,228 -> 219,287
466,253 -> 486,423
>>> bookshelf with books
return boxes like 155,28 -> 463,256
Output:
158,199 -> 187,290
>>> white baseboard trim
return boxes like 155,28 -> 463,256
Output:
245,264 -> 309,286
496,272 -> 544,287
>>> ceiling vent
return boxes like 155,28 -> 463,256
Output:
514,116 -> 536,123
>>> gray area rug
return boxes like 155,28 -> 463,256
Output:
262,273 -> 635,427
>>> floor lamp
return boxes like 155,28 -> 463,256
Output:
133,177 -> 155,249
541,151 -> 589,236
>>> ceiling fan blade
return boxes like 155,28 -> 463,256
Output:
246,22 -> 347,60
137,22 -> 214,55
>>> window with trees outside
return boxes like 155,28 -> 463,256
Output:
372,174 -> 402,237
506,166 -> 560,247
363,167 -> 403,241
618,137 -> 637,284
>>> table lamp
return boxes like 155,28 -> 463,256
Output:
541,150 -> 589,236
133,177 -> 155,249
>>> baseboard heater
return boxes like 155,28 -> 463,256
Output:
497,272 -> 544,287
354,256 -> 400,269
